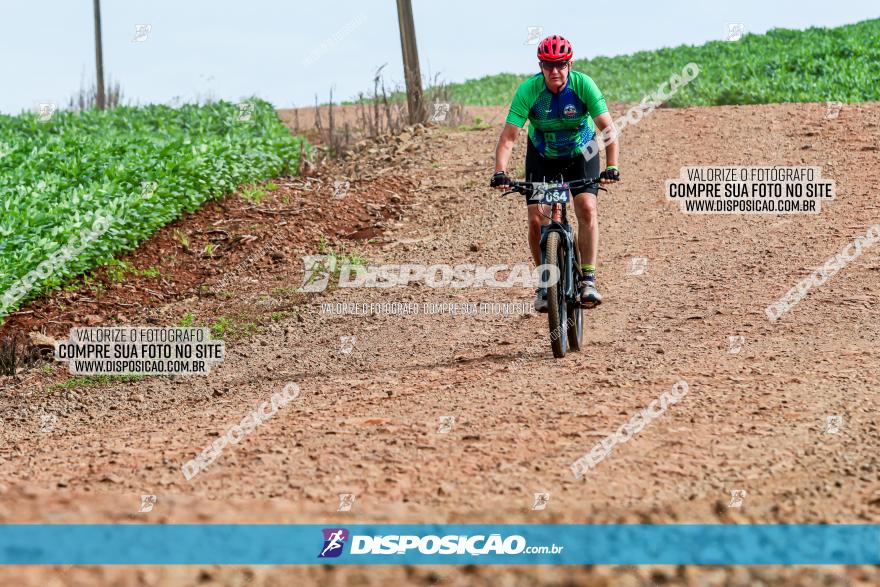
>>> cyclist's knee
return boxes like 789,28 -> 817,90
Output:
528,210 -> 544,233
574,193 -> 597,220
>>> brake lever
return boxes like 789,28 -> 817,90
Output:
585,181 -> 608,193
500,183 -> 522,196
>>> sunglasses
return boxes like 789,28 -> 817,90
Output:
540,61 -> 570,71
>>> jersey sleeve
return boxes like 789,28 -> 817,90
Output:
504,77 -> 539,127
571,71 -> 608,118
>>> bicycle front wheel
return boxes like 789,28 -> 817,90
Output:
544,231 -> 567,358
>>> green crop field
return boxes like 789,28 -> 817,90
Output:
442,18 -> 880,107
0,99 -> 307,318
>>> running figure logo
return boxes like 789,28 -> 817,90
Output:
139,494 -> 157,513
728,489 -> 747,508
318,528 -> 349,558
532,492 -> 550,510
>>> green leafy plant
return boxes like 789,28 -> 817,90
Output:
210,316 -> 231,337
427,19 -> 880,107
206,315 -> 259,339
0,99 -> 310,317
102,259 -> 161,283
105,259 -> 133,283
241,184 -> 268,203
459,116 -> 490,131
303,239 -> 367,291
178,312 -> 196,327
62,280 -> 82,293
172,229 -> 190,251
316,234 -> 331,254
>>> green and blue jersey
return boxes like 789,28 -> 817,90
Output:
505,70 -> 608,159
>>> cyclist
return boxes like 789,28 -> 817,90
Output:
491,34 -> 619,312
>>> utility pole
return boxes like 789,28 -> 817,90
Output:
93,0 -> 106,109
395,0 -> 426,124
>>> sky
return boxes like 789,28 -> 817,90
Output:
0,1 -> 877,114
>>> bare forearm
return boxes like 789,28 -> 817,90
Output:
605,140 -> 619,168
495,124 -> 521,173
592,112 -> 619,169
495,138 -> 515,172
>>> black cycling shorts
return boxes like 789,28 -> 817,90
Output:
523,138 -> 600,204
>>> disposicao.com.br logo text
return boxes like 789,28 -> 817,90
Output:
317,529 -> 564,558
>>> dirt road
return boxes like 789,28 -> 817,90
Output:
1,102 -> 879,585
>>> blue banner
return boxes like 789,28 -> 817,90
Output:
1,524 -> 878,565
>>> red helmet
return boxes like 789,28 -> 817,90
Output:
537,34 -> 573,62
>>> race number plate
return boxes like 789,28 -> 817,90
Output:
529,185 -> 570,204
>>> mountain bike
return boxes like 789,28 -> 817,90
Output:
502,177 -> 604,358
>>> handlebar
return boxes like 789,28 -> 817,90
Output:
500,177 -> 605,197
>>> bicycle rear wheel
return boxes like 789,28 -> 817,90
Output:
544,231 -> 567,358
